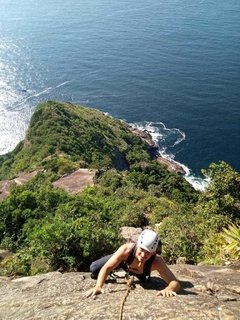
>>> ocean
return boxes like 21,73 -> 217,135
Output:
0,0 -> 240,190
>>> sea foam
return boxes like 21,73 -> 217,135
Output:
130,121 -> 209,191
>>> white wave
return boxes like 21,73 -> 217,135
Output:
130,121 -> 208,191
170,161 -> 209,191
184,172 -> 210,192
172,130 -> 186,147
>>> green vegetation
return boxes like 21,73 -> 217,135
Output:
0,101 -> 151,179
0,101 -> 239,276
221,224 -> 240,261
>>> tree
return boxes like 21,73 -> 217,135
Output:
198,161 -> 240,220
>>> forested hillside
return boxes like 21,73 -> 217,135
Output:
0,101 -> 239,276
0,101 -> 153,179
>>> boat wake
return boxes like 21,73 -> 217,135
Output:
12,81 -> 71,111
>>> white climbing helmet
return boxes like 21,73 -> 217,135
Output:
137,229 -> 159,253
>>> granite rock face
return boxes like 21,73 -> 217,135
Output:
0,168 -> 95,200
52,169 -> 96,194
0,264 -> 239,320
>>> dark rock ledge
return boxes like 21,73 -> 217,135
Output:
129,126 -> 186,174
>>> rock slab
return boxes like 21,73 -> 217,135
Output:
0,264 -> 239,320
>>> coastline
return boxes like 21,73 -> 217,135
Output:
129,126 -> 186,174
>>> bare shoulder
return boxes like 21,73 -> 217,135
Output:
115,242 -> 135,259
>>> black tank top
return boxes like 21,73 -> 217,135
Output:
124,244 -> 156,281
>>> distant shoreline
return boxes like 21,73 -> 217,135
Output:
129,126 -> 186,174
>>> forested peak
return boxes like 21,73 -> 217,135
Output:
0,101 -> 151,179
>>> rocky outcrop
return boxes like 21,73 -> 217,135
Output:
120,226 -> 142,243
129,127 -> 159,150
0,250 -> 12,262
0,169 -> 96,200
0,264 -> 239,320
129,126 -> 186,174
13,171 -> 39,185
156,155 -> 186,174
0,171 -> 39,200
52,169 -> 96,194
0,180 -> 14,200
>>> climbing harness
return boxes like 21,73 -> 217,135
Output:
118,273 -> 135,320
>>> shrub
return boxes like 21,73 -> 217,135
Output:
199,161 -> 240,219
27,214 -> 120,272
199,232 -> 224,265
149,197 -> 180,225
157,214 -> 201,264
221,224 -> 240,261
157,211 -> 230,264
0,250 -> 32,276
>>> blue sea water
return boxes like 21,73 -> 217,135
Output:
0,0 -> 240,189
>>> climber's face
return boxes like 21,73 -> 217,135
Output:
136,246 -> 153,263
